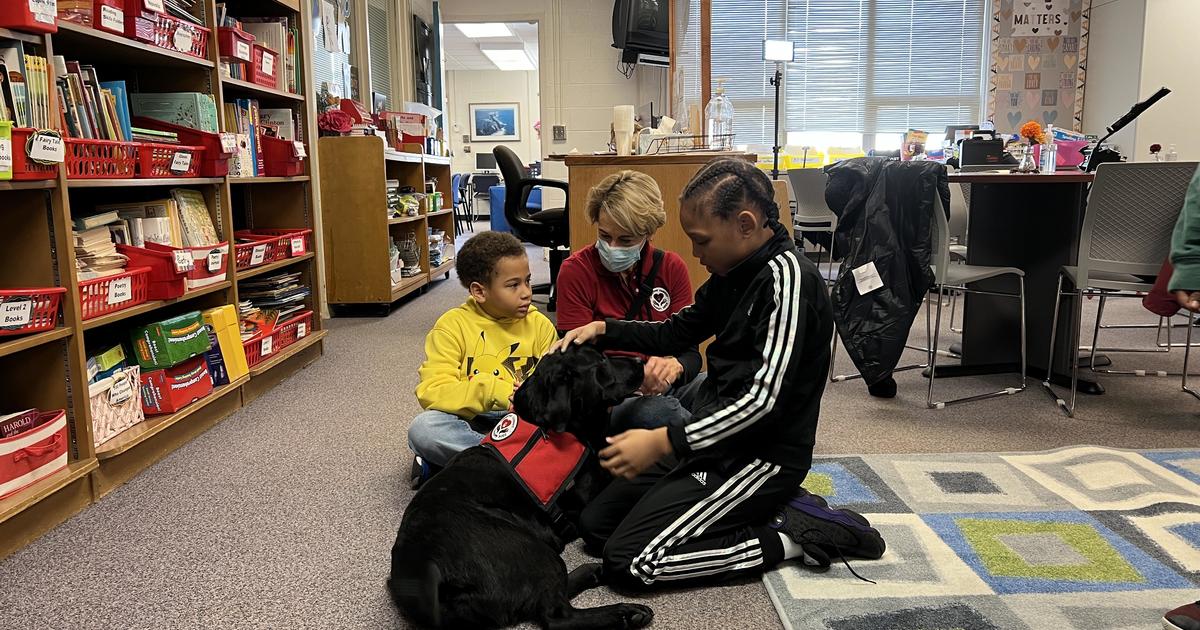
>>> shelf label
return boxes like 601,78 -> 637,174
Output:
297,322 -> 307,338
99,4 -> 123,31
173,250 -> 194,273
219,132 -> 237,154
206,249 -> 224,273
0,137 -> 11,172
29,0 -> 56,24
261,50 -> 275,77
143,0 -> 164,12
234,40 -> 252,62
250,244 -> 267,266
107,277 -> 133,305
260,336 -> 273,356
291,142 -> 306,158
290,236 -> 306,255
173,25 -> 195,52
109,374 -> 134,405
28,134 -> 64,164
0,300 -> 32,327
170,151 -> 192,173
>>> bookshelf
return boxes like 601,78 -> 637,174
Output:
0,0 -> 325,557
317,136 -> 457,313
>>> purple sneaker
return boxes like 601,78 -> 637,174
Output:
770,488 -> 886,561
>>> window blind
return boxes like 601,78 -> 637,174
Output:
700,0 -> 985,146
312,1 -> 352,98
367,0 -> 392,105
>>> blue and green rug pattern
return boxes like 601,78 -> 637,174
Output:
763,446 -> 1200,630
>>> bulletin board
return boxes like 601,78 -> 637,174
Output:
986,0 -> 1091,134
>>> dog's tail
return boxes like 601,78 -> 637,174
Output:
388,560 -> 442,627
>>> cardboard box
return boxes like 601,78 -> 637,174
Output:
140,357 -> 214,415
202,305 -> 249,384
130,311 -> 211,370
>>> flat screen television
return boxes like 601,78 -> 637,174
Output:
612,0 -> 668,57
475,152 -> 498,171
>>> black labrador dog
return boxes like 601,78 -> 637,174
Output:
389,345 -> 652,630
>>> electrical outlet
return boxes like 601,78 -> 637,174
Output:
553,125 -> 567,143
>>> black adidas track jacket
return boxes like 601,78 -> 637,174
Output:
604,224 -> 834,471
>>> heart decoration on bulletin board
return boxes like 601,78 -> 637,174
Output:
1015,39 -> 1028,53
1064,53 -> 1077,67
1043,110 -> 1059,124
1048,37 -> 1061,51
1007,111 -> 1025,128
1028,56 -> 1041,70
996,56 -> 1010,71
1026,91 -> 1041,107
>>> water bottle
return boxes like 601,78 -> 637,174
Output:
1166,144 -> 1179,162
705,78 -> 734,151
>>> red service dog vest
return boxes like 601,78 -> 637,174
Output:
481,413 -> 587,511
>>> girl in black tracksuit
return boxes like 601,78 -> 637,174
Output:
570,159 -> 862,590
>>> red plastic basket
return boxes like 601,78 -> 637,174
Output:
117,242 -> 228,294
240,228 -> 312,259
8,128 -> 60,181
0,0 -> 57,33
129,10 -> 209,59
251,44 -> 279,88
79,267 -> 151,321
65,138 -> 137,179
135,142 -> 203,178
217,26 -> 255,62
0,288 -> 66,336
233,231 -> 284,270
260,136 -> 305,177
131,117 -> 233,177
243,310 -> 314,369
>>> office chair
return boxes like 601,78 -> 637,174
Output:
452,173 -> 474,236
492,146 -> 570,311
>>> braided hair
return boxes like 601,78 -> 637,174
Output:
680,158 -> 780,225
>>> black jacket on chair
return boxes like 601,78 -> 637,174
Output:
824,157 -> 948,386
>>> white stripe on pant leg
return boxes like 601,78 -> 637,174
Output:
628,459 -> 767,581
630,461 -> 773,583
654,557 -> 767,582
656,538 -> 760,565
631,461 -> 780,584
658,547 -> 763,575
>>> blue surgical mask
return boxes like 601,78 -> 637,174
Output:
596,238 -> 644,273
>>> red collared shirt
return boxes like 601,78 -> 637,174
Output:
555,242 -> 694,331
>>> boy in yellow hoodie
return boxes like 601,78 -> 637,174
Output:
410,231 -> 558,480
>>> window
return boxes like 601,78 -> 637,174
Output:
701,0 -> 985,149
367,0 -> 393,107
313,1 -> 354,99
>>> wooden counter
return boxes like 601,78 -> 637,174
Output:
565,152 -> 790,289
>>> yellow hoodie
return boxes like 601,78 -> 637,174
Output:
416,298 -> 558,417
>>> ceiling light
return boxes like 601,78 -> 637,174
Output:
456,23 -> 512,38
481,48 -> 535,71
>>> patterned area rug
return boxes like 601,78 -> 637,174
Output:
763,446 -> 1200,630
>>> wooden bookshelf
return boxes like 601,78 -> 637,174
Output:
319,136 -> 455,310
0,0 -> 325,558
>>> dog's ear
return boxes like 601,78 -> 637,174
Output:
513,353 -> 574,431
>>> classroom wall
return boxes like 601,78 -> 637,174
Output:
445,70 -> 541,175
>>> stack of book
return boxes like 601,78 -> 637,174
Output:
221,99 -> 295,177
131,127 -> 179,144
0,41 -> 51,129
73,211 -> 129,280
52,56 -> 133,142
91,188 -> 220,251
238,271 -> 309,339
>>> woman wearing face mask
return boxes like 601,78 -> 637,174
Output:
555,170 -> 704,430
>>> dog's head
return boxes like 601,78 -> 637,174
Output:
512,345 -> 643,441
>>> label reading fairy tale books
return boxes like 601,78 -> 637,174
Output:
29,134 -> 64,163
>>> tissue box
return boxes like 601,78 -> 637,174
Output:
140,356 -> 213,415
130,311 -> 211,370
89,366 -> 145,446
202,305 -> 248,384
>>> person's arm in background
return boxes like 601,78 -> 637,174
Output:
553,255 -> 597,334
416,325 -> 512,417
1170,166 -> 1200,311
663,254 -> 702,385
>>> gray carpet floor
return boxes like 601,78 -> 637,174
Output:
2,226 -> 1199,629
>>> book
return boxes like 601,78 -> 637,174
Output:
0,409 -> 41,439
171,188 -> 220,247
0,42 -> 29,127
99,80 -> 132,142
259,108 -> 295,140
74,210 -> 121,231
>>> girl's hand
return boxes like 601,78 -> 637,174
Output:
599,428 -> 672,480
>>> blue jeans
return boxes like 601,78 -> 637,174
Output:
408,410 -> 509,467
609,373 -> 707,431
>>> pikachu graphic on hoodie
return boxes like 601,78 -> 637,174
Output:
416,298 -> 558,418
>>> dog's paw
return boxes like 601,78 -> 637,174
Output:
617,603 -> 654,628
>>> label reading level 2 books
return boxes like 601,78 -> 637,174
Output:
107,277 -> 133,305
250,245 -> 267,266
170,151 -> 192,173
0,300 -> 32,328
144,0 -> 165,12
290,236 -> 305,255
260,336 -> 273,356
29,134 -> 64,163
173,250 -> 194,273
100,5 -> 124,31
0,138 -> 12,171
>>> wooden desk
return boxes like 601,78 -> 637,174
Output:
946,170 -> 1100,392
564,152 -> 791,289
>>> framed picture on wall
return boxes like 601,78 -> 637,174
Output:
469,103 -> 521,142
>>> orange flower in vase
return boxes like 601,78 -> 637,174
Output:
1019,120 -> 1047,145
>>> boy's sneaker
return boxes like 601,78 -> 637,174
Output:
410,456 -> 436,490
1164,601 -> 1200,630
770,488 -> 886,561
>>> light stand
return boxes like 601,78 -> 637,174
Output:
763,40 -> 795,181
1082,86 -> 1170,172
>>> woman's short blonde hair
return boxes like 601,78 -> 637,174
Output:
585,170 -> 666,237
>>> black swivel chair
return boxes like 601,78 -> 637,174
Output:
492,146 -> 569,311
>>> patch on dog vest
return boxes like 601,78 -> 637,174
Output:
482,413 -> 588,511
